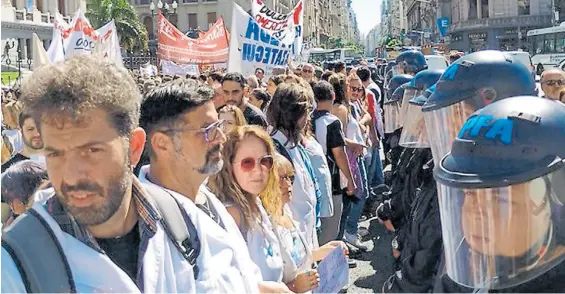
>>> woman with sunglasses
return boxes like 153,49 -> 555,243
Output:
273,154 -> 349,293
209,126 -> 286,285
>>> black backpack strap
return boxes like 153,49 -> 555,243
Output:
2,209 -> 76,293
272,138 -> 294,167
143,185 -> 201,280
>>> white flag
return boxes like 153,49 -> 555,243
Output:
47,13 -> 69,63
32,33 -> 50,69
64,9 -> 99,59
94,20 -> 123,67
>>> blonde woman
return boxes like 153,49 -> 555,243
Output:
218,105 -> 247,133
208,126 -> 287,284
273,154 -> 349,293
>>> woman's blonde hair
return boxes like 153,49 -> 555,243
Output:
274,153 -> 294,178
218,104 -> 247,126
209,125 -> 283,231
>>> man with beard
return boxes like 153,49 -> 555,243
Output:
1,112 -> 44,172
137,79 -> 288,293
222,72 -> 267,128
1,55 -> 255,293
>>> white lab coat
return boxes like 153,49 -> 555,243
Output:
271,129 -> 318,249
138,166 -> 262,293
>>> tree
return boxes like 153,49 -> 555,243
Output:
86,0 -> 148,52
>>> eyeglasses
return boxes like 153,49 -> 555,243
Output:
302,68 -> 313,74
160,120 -> 226,142
349,86 -> 364,93
235,155 -> 274,172
542,79 -> 565,86
280,174 -> 295,184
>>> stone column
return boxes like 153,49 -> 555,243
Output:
477,0 -> 481,19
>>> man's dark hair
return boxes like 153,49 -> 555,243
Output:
252,89 -> 271,111
222,72 -> 247,89
321,70 -> 333,81
209,72 -> 224,83
255,68 -> 265,75
20,55 -> 140,138
328,74 -> 347,105
1,160 -> 48,204
267,83 -> 312,145
313,81 -> 334,102
335,61 -> 346,73
140,79 -> 214,158
357,66 -> 372,82
18,111 -> 32,129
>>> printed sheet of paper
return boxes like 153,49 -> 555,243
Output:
313,246 -> 349,293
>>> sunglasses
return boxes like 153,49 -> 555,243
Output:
302,68 -> 313,74
236,155 -> 274,172
349,86 -> 364,92
281,174 -> 295,184
542,79 -> 565,86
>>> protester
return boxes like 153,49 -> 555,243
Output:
138,78 -> 272,293
218,104 -> 247,133
335,61 -> 346,75
255,68 -> 267,87
301,64 -> 315,83
1,111 -> 44,172
249,89 -> 271,112
1,160 -> 49,226
2,55 -> 213,292
540,68 -> 565,102
267,83 -> 318,250
222,73 -> 267,128
267,75 -> 286,96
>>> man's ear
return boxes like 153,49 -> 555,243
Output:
129,127 -> 146,167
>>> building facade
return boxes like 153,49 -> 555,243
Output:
444,0 -> 553,52
1,0 -> 85,62
404,0 -> 439,46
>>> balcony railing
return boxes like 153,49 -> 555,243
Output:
450,14 -> 552,32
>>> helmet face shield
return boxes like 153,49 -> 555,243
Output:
438,167 -> 565,289
400,88 -> 422,123
424,100 -> 477,165
400,102 -> 429,148
384,101 -> 402,133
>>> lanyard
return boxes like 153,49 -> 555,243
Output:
297,144 -> 322,229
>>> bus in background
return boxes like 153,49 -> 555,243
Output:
307,48 -> 356,65
527,24 -> 565,75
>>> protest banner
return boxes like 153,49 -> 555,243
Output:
158,12 -> 229,64
94,20 -> 123,67
228,3 -> 293,77
65,9 -> 99,59
161,59 -> 199,76
251,0 -> 304,56
313,246 -> 349,293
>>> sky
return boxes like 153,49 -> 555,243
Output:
351,0 -> 382,38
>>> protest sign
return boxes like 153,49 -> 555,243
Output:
65,9 -> 98,59
158,13 -> 229,64
94,20 -> 123,67
313,246 -> 349,293
251,0 -> 304,56
228,3 -> 293,77
161,60 -> 199,76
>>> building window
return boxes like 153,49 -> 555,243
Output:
544,33 -> 555,53
518,0 -> 530,16
207,12 -> 217,28
481,0 -> 489,18
468,0 -> 477,20
143,16 -> 154,39
188,13 -> 198,29
556,33 -> 565,53
169,14 -> 178,27
58,0 -> 66,15
139,0 -> 150,4
183,0 -> 198,3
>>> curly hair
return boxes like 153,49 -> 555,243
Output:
19,55 -> 141,138
208,126 -> 283,231
266,83 -> 313,146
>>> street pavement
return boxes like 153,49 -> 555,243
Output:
342,217 -> 395,293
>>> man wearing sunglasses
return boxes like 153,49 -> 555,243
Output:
540,68 -> 565,102
302,64 -> 315,83
137,79 -> 287,293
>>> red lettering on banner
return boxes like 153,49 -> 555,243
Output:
158,12 -> 228,64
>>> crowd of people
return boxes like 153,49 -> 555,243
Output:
2,48 -> 565,293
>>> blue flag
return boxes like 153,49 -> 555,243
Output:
437,17 -> 450,37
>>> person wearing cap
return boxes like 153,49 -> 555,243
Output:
433,96 -> 565,292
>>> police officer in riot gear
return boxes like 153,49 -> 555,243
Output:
383,74 -> 413,171
395,50 -> 428,76
433,96 -> 565,292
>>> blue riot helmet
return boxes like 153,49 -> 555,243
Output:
399,84 -> 436,148
433,97 -> 565,290
395,50 -> 428,75
400,69 -> 444,127
421,50 -> 537,164
385,74 -> 413,101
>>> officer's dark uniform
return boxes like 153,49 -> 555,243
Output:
433,96 -> 565,292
